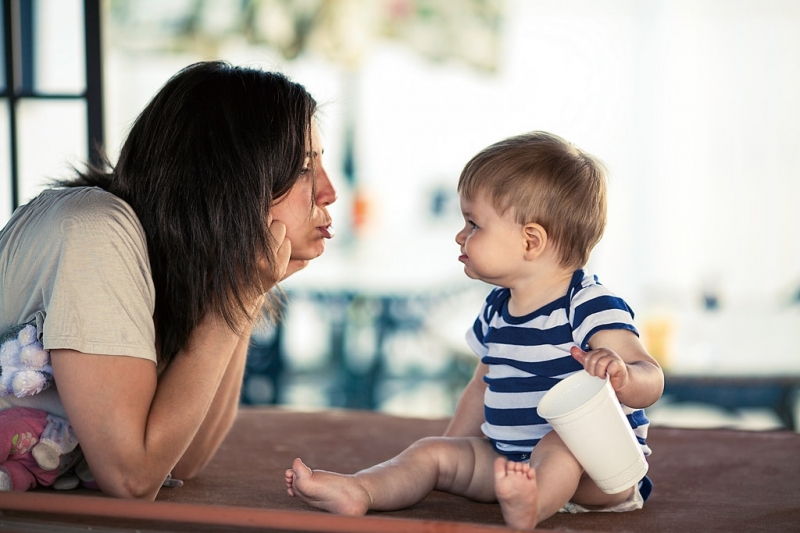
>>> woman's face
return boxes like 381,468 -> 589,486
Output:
270,123 -> 337,262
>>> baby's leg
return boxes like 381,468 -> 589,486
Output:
531,431 -> 636,515
285,458 -> 372,515
285,436 -> 498,515
493,457 -> 539,530
526,431 -> 585,522
570,468 -> 636,509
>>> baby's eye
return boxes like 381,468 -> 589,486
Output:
468,220 -> 478,230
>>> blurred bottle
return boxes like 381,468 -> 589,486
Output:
642,309 -> 675,371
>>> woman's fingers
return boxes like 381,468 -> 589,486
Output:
258,220 -> 291,291
282,259 -> 308,280
271,220 -> 291,274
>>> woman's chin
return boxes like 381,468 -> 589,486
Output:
291,244 -> 326,262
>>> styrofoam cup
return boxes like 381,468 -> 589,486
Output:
537,370 -> 648,494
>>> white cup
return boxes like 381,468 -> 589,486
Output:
537,370 -> 648,494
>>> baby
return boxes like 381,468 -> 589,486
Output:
285,131 -> 664,529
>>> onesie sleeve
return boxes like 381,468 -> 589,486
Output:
464,288 -> 504,358
569,283 -> 638,351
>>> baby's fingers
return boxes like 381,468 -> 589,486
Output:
573,347 -> 611,378
590,355 -> 629,392
572,346 -> 604,377
570,346 -> 586,363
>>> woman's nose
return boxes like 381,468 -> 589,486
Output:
315,163 -> 337,206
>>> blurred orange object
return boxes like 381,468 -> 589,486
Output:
352,189 -> 372,232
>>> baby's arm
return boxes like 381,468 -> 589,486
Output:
570,329 -> 664,409
443,362 -> 488,437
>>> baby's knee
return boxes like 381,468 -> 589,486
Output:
407,436 -> 476,474
409,436 -> 452,455
532,431 -> 576,462
530,432 -> 583,478
572,477 -> 634,509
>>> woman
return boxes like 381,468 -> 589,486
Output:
0,61 -> 337,499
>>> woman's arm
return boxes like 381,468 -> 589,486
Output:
51,311 -> 251,500
53,221 -> 292,499
443,361 -> 488,437
171,317 -> 251,479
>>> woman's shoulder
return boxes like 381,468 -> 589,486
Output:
35,187 -> 135,218
28,187 -> 143,239
2,187 -> 149,268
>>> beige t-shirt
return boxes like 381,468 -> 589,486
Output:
0,187 -> 156,415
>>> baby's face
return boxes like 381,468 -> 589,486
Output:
455,194 -> 526,286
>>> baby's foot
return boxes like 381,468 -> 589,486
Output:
494,456 -> 539,530
285,458 -> 371,515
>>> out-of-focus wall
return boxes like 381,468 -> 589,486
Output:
3,0 -> 800,419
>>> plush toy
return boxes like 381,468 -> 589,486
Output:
0,323 -> 182,492
0,323 -> 83,491
0,406 -> 83,491
0,324 -> 54,397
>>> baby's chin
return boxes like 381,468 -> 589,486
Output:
462,267 -> 481,280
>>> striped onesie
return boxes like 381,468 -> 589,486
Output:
465,270 -> 652,474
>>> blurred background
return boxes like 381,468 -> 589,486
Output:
2,0 -> 799,431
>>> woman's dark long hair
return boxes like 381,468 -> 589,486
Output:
60,61 -> 316,365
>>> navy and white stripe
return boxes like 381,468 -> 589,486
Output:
466,270 -> 651,459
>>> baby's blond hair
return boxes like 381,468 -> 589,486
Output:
458,131 -> 607,269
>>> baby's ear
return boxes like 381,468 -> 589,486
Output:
522,223 -> 547,258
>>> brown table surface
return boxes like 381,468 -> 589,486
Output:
1,406 -> 799,532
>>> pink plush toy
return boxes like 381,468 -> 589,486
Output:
0,324 -> 87,491
0,406 -> 82,491
0,323 -> 180,492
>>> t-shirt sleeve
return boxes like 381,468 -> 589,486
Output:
42,195 -> 157,363
569,284 -> 638,351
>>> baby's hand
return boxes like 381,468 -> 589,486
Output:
570,346 -> 629,393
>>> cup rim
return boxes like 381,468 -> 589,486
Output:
537,370 -> 610,420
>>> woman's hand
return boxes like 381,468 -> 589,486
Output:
264,219 -> 309,284
263,219 -> 311,287
259,220 -> 292,291
282,259 -> 309,280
